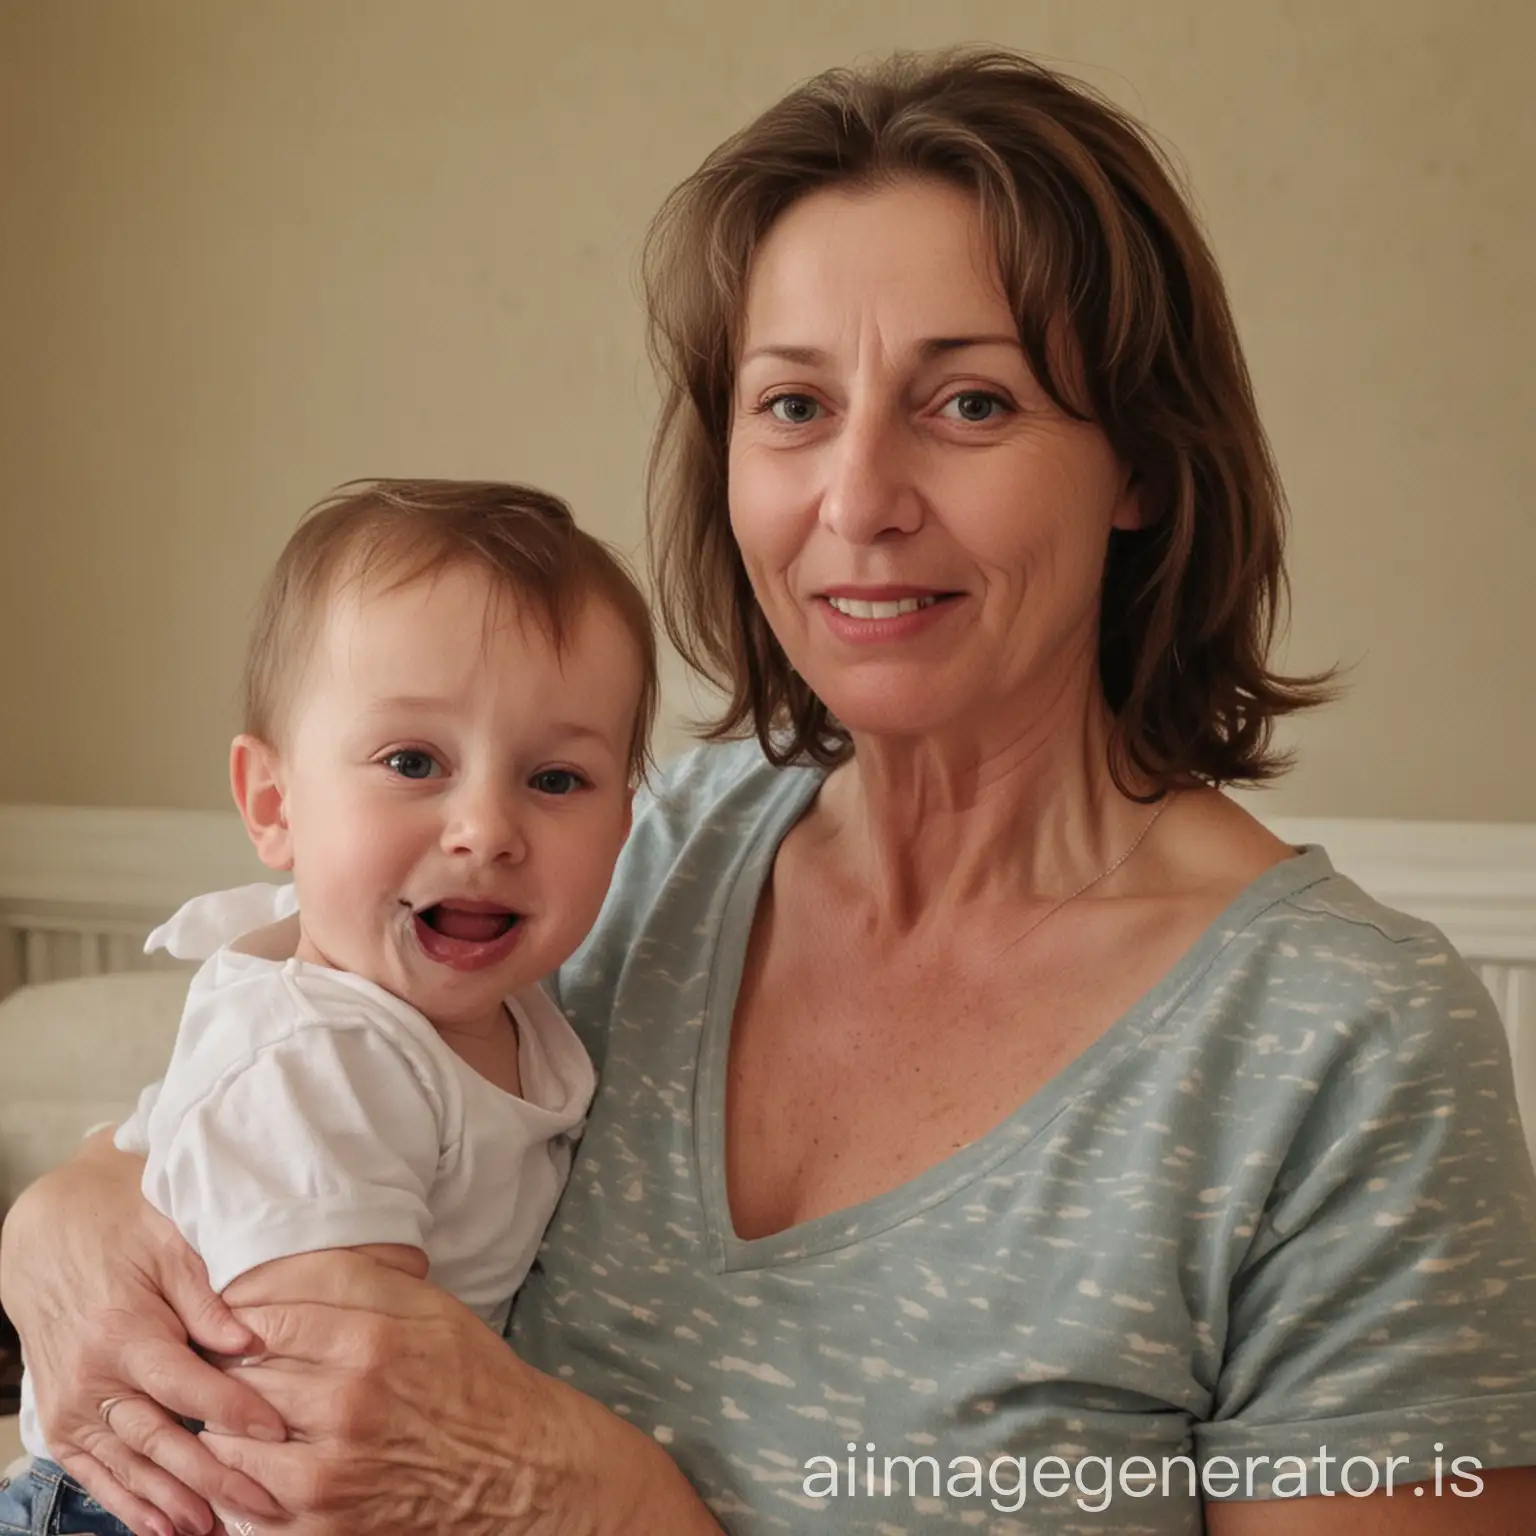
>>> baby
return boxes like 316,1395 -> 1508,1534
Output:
8,479 -> 657,1535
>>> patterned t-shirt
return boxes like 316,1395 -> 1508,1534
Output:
513,741 -> 1536,1533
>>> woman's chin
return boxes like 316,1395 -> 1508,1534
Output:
814,682 -> 978,745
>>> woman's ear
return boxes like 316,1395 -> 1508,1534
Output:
230,734 -> 294,871
1110,466 -> 1146,532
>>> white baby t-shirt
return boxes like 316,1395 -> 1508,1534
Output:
20,883 -> 595,1460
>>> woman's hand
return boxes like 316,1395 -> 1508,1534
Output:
0,1132 -> 289,1536
205,1251 -> 723,1535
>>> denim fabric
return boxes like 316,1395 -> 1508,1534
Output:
0,1457 -> 134,1535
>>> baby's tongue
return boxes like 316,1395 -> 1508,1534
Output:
431,907 -> 509,942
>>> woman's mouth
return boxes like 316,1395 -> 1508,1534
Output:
817,590 -> 961,640
411,901 -> 524,972
824,594 -> 942,619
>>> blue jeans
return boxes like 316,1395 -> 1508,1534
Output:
0,1457 -> 134,1535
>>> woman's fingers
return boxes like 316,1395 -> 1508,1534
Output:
57,1437 -> 195,1536
104,1393 -> 289,1524
199,1426 -> 336,1513
123,1333 -> 287,1446
162,1240 -> 264,1362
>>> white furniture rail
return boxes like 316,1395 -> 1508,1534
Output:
0,805 -> 265,996
0,803 -> 1532,1161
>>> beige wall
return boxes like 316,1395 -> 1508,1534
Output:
1,0 -> 1531,819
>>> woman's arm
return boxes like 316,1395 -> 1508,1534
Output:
3,1142 -> 722,1536
205,1249 -> 725,1535
1207,1468 -> 1536,1534
0,1132 -> 289,1536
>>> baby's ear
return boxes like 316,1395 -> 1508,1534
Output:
230,734 -> 294,871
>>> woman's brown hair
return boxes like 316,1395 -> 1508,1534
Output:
643,47 -> 1333,790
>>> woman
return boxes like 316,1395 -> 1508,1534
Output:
4,47 -> 1534,1536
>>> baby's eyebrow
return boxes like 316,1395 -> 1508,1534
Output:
544,722 -> 620,750
359,702 -> 618,749
363,694 -> 448,713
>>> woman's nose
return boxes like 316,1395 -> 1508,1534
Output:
818,404 -> 922,544
441,785 -> 528,864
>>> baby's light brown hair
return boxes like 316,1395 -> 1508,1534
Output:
243,479 -> 659,778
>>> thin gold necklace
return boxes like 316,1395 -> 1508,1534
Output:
995,791 -> 1176,960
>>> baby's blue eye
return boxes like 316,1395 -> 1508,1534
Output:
531,768 -> 585,796
384,750 -> 439,780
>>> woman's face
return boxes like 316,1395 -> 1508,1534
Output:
728,176 -> 1141,749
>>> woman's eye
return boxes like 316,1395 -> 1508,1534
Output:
940,391 -> 1008,423
530,768 -> 586,797
383,749 -> 441,781
765,393 -> 821,425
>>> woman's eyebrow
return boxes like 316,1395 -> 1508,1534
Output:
740,334 -> 1022,367
739,343 -> 826,366
919,334 -> 1022,357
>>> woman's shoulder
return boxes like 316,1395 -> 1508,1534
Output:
1195,848 -> 1518,1129
1249,849 -> 1489,1007
1173,794 -> 1468,1001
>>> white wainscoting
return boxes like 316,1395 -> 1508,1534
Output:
0,805 -> 265,996
1263,817 -> 1536,1151
1,803 -> 1533,1159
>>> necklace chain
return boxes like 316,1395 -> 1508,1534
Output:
997,791 -> 1176,959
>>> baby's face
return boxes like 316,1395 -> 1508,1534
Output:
272,564 -> 639,1032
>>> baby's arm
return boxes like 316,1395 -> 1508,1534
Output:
143,1016 -> 446,1306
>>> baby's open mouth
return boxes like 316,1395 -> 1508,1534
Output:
411,901 -> 524,973
418,903 -> 519,942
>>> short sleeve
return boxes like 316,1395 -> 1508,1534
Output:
1196,939 -> 1536,1492
142,1023 -> 444,1292
113,1077 -> 162,1154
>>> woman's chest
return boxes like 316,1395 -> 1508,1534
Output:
514,1076 -> 1225,1533
723,889 -> 1216,1241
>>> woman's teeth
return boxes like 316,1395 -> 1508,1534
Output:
825,595 -> 940,619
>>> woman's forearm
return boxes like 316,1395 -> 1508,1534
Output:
1,1122 -> 287,1536
203,1251 -> 723,1536
528,1384 -> 725,1536
2,1125 -> 134,1241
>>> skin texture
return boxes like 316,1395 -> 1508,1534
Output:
1205,1476 -> 1536,1536
3,179 -> 1530,1534
730,178 -> 1144,756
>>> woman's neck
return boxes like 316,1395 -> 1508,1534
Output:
816,686 -> 1158,933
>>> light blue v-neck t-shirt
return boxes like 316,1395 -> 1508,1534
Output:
513,742 -> 1536,1533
